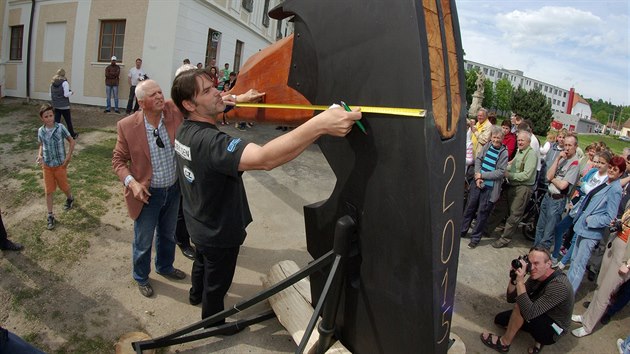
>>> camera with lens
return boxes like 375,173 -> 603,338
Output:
138,74 -> 149,81
610,219 -> 623,233
509,254 -> 531,283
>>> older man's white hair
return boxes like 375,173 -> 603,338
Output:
175,64 -> 197,77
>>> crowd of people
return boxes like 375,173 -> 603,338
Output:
465,108 -> 630,353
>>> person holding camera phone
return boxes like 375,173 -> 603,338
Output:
126,58 -> 147,114
571,201 -> 630,337
480,246 -> 574,354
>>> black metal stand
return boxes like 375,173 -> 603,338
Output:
132,215 -> 356,354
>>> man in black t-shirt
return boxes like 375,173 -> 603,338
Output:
171,68 -> 361,323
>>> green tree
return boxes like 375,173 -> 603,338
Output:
482,79 -> 495,109
512,87 -> 552,135
511,86 -> 528,115
593,110 -> 609,125
495,78 -> 513,115
465,69 -> 478,109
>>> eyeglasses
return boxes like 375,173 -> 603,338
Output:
153,129 -> 164,148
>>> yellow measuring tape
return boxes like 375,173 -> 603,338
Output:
235,103 -> 426,118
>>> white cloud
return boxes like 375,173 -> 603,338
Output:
496,7 -> 602,48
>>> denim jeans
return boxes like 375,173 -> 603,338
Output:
534,194 -> 565,249
106,85 -> 119,110
552,214 -> 574,259
0,327 -> 46,353
622,334 -> 630,354
567,235 -> 598,293
132,183 -> 180,285
461,185 -> 494,244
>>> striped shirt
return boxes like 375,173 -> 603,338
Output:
509,271 -> 574,333
38,123 -> 70,167
480,145 -> 501,188
144,115 -> 177,188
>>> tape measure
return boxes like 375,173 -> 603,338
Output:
235,103 -> 426,118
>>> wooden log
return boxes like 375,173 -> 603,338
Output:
262,260 -> 350,353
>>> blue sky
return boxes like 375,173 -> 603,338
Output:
455,0 -> 629,106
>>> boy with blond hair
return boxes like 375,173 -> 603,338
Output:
36,104 -> 75,230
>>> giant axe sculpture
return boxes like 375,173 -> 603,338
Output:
134,0 -> 466,352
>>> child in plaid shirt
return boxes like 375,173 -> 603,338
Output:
36,104 -> 75,230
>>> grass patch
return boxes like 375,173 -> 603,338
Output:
8,138 -> 118,263
578,134 -> 629,155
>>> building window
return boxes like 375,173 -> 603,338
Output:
489,69 -> 495,76
466,63 -> 472,70
563,92 -> 567,97
497,72 -> 503,79
544,86 -> 548,92
553,99 -> 557,104
562,102 -> 565,107
483,67 -> 488,74
554,89 -> 558,95
98,20 -> 125,62
44,22 -> 66,62
262,0 -> 270,27
242,0 -> 253,12
10,25 -> 24,61
205,29 -> 221,67
234,40 -> 244,72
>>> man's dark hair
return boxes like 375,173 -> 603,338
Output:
39,103 -> 54,118
171,68 -> 211,116
517,121 -> 531,133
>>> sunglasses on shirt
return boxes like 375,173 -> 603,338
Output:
153,129 -> 165,148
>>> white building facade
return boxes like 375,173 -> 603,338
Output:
0,0 -> 292,105
464,59 -> 571,114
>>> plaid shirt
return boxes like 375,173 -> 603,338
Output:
38,123 -> 70,167
144,115 -> 177,188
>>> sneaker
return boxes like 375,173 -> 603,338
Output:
64,198 -> 74,211
617,338 -> 624,354
571,327 -> 590,337
571,314 -> 583,323
555,261 -> 565,270
104,109 -> 110,113
138,283 -> 154,297
114,109 -> 120,114
0,240 -> 23,251
47,215 -> 55,230
467,242 -> 478,249
551,257 -> 559,268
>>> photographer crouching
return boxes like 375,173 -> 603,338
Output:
480,246 -> 574,353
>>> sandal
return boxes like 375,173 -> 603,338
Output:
528,343 -> 544,354
480,332 -> 510,353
